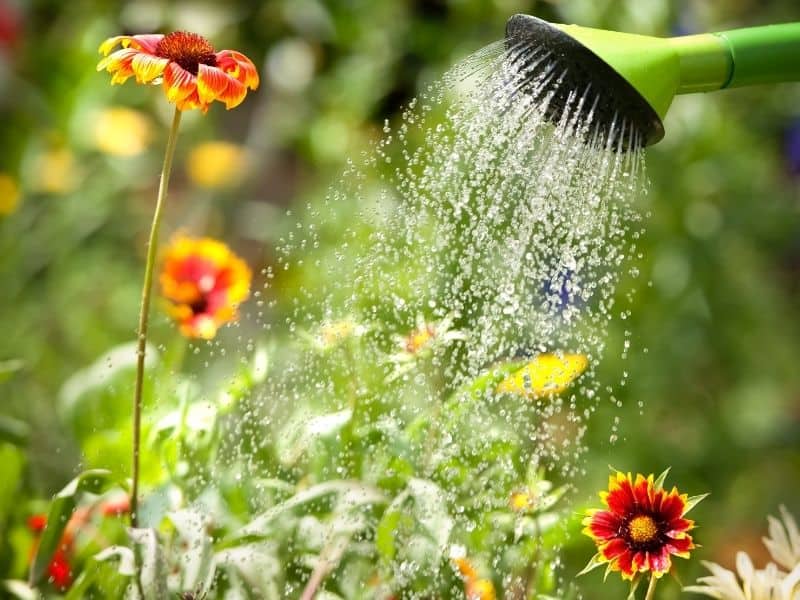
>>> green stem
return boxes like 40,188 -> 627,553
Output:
644,574 -> 659,600
130,107 -> 182,529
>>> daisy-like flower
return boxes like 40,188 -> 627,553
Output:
686,507 -> 800,600
97,31 -> 259,112
582,470 -> 705,582
160,235 -> 251,339
495,353 -> 588,399
387,314 -> 466,381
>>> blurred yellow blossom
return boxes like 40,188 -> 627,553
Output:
496,353 -> 588,398
92,107 -> 152,156
187,141 -> 248,189
313,319 -> 366,350
0,173 -> 20,215
31,148 -> 77,194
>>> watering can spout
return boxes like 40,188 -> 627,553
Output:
505,14 -> 800,148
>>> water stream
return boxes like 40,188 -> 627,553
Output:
225,37 -> 648,596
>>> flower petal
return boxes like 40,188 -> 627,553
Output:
163,63 -> 198,104
131,53 -> 169,83
588,510 -> 623,541
127,34 -> 163,53
600,538 -> 628,561
98,34 -> 163,56
96,47 -> 138,74
197,64 -> 232,104
216,49 -> 260,89
220,77 -> 248,109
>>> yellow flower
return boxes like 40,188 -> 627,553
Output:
92,107 -> 152,156
495,353 -> 588,398
187,141 -> 247,189
31,148 -> 77,194
97,32 -> 259,113
0,173 -> 20,215
159,235 -> 251,339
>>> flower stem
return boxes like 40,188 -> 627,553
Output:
644,574 -> 659,600
130,107 -> 182,528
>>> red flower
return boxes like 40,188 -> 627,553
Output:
97,31 -> 259,112
160,235 -> 252,339
582,471 -> 702,581
47,549 -> 72,590
100,494 -> 131,517
27,514 -> 73,591
27,514 -> 48,533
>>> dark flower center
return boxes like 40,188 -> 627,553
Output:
155,31 -> 217,75
625,513 -> 665,551
628,515 -> 658,543
189,297 -> 209,315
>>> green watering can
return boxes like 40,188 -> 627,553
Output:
505,14 -> 800,148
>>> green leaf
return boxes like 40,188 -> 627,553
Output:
626,574 -> 643,599
654,467 -> 671,491
65,546 -> 136,600
235,480 -> 384,540
457,360 -> 527,401
684,493 -> 710,514
1,580 -> 38,600
0,416 -> 29,446
165,509 -> 215,596
576,552 -> 605,577
130,527 -> 168,600
375,498 -> 406,561
28,469 -> 113,586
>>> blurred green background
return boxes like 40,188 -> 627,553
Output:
0,0 -> 798,597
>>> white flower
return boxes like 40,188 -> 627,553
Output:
685,507 -> 800,600
386,313 -> 466,381
765,506 -> 800,572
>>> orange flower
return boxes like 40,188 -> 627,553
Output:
97,31 -> 259,112
160,235 -> 251,339
453,557 -> 496,600
582,471 -> 704,581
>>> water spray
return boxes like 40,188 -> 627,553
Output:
506,14 -> 800,149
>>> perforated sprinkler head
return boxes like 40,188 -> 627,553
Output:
505,13 -> 800,150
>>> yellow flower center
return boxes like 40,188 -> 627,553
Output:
628,515 -> 658,544
405,325 -> 435,353
155,31 -> 217,74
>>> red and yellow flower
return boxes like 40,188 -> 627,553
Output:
97,31 -> 259,112
583,471 -> 703,581
160,235 -> 251,339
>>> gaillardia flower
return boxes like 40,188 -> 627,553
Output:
97,31 -> 259,112
160,235 -> 251,339
582,470 -> 705,581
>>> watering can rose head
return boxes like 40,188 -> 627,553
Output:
581,470 -> 707,583
97,31 -> 259,112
